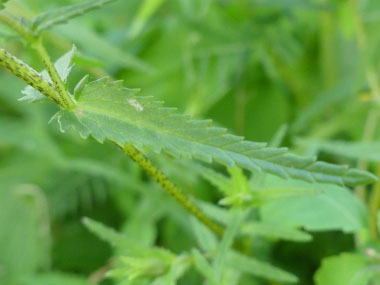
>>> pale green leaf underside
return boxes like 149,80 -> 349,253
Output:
32,0 -> 117,33
53,77 -> 377,187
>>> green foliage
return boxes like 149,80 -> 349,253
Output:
54,76 -> 375,187
314,253 -> 377,285
31,0 -> 117,33
2,0 -> 380,284
260,176 -> 368,232
20,46 -> 76,103
0,0 -> 9,9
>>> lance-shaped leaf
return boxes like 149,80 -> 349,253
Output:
52,77 -> 377,187
31,0 -> 117,33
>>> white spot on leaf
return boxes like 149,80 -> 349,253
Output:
127,98 -> 144,112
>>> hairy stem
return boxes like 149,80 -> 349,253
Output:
0,47 -> 60,104
0,11 -> 75,109
32,40 -> 75,109
123,143 -> 224,238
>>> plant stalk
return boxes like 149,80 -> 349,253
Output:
32,40 -> 75,109
0,47 -> 60,104
370,166 -> 380,239
122,143 -> 224,238
0,11 -> 75,109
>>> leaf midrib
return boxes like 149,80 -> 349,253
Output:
75,101 -> 349,183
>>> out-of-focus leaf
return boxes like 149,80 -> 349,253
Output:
192,248 -> 217,284
213,209 -> 246,280
32,0 -> 117,33
227,251 -> 298,283
260,176 -> 368,232
0,183 -> 51,284
0,0 -> 9,9
19,272 -> 88,285
57,23 -> 153,73
242,222 -> 312,242
129,0 -> 166,39
314,253 -> 375,285
83,218 -> 176,281
296,138 -> 380,162
190,216 -> 218,252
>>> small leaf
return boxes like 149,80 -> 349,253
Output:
192,249 -> 217,284
82,217 -> 153,257
53,77 -> 377,188
190,216 -> 218,252
32,0 -> 117,33
213,209 -> 247,281
20,46 -> 76,103
74,74 -> 89,99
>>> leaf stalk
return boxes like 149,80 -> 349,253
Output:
122,143 -> 224,238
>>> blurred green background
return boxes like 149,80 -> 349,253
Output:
1,0 -> 380,284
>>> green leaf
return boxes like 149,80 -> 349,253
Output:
213,209 -> 246,280
129,0 -> 166,39
260,176 -> 368,233
296,138 -> 380,163
31,0 -> 117,33
83,218 -> 176,282
53,77 -> 376,187
241,222 -> 312,242
82,217 -> 162,257
190,216 -> 218,252
19,272 -> 88,285
152,255 -> 191,285
0,183 -> 51,283
0,0 -> 9,9
57,23 -> 153,73
227,251 -> 298,283
19,46 -> 76,103
219,186 -> 318,207
192,249 -> 217,284
314,253 -> 375,285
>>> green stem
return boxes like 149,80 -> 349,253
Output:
370,166 -> 380,240
0,47 -> 60,104
122,143 -> 224,238
0,11 -> 75,109
32,39 -> 75,109
350,0 -> 380,201
350,0 -> 380,104
356,109 -> 379,200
